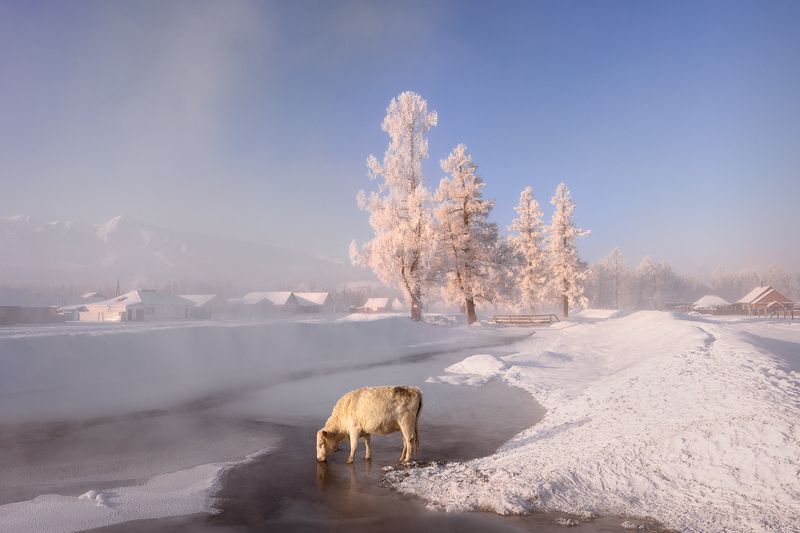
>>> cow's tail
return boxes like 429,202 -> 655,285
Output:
413,390 -> 422,459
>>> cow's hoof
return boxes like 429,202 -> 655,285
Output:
347,459 -> 354,464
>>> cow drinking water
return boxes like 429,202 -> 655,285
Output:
316,386 -> 422,464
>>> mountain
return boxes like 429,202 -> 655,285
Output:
0,215 -> 369,289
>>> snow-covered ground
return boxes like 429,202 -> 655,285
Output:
0,447 -> 276,533
388,311 -> 800,532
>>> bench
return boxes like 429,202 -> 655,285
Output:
491,314 -> 560,325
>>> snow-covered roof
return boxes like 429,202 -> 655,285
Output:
363,297 -> 390,308
240,291 -> 295,306
82,291 -> 105,299
294,292 -> 330,306
736,286 -> 771,304
0,288 -> 56,307
59,304 -> 88,312
179,294 -> 217,307
100,289 -> 194,307
693,295 -> 731,308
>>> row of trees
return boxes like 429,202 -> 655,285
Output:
586,250 -> 800,309
586,250 -> 706,309
351,92 -> 589,323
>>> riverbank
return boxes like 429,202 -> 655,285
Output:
388,311 -> 800,532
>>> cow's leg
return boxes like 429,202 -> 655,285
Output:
412,413 -> 421,459
399,426 -> 412,463
364,434 -> 372,460
347,428 -> 360,464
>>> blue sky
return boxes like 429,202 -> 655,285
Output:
1,0 -> 798,274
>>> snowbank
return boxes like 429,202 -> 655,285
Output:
388,311 -> 800,532
427,354 -> 507,386
0,317 -> 520,424
573,308 -> 622,320
0,447 -> 275,533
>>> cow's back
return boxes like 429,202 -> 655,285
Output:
334,386 -> 422,435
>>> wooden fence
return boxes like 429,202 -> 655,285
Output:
491,314 -> 560,325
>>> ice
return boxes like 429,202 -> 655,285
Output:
0,447 -> 275,533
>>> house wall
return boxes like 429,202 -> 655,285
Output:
141,303 -> 193,320
80,302 -> 193,322
80,303 -> 127,322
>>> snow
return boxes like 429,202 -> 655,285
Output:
240,291 -> 293,305
96,215 -> 124,243
293,291 -> 330,306
427,354 -> 507,386
573,308 -> 621,320
737,286 -> 771,304
0,447 -> 276,533
179,294 -> 217,307
387,311 -> 800,532
93,289 -> 193,307
693,295 -> 731,307
363,297 -> 390,308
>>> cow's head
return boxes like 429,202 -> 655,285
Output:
316,429 -> 337,462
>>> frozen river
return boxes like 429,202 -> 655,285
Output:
0,318 -> 645,532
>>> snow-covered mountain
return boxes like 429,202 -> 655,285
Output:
0,215 -> 367,288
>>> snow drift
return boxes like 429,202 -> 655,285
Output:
388,312 -> 800,532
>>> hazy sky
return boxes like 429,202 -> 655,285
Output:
1,0 -> 798,274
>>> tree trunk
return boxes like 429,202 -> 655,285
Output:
410,291 -> 422,321
562,294 -> 569,319
465,298 -> 477,325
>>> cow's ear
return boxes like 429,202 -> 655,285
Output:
321,430 -> 329,438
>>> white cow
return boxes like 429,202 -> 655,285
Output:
316,385 -> 423,464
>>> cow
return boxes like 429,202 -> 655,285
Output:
316,385 -> 422,464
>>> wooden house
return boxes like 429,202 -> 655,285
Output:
736,286 -> 793,317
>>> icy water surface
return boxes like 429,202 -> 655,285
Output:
91,340 -> 662,532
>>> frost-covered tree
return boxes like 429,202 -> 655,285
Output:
547,183 -> 589,318
604,248 -> 626,309
634,255 -> 658,309
507,186 -> 547,313
350,92 -> 438,321
434,144 -> 499,324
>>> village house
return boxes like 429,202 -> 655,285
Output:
294,292 -> 335,313
356,297 -> 405,313
79,289 -> 195,322
692,295 -> 732,314
59,291 -> 108,321
736,286 -> 794,317
228,291 -> 293,316
180,294 -> 220,319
